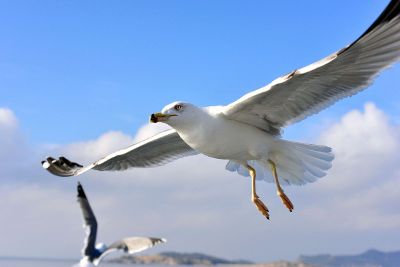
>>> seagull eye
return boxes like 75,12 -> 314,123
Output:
174,104 -> 183,111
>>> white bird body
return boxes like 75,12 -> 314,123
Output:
157,102 -> 333,186
172,106 -> 275,161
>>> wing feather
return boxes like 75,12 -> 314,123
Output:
41,129 -> 198,177
77,183 -> 98,258
223,0 -> 400,135
93,237 -> 166,266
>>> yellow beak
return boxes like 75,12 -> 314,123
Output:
150,113 -> 177,123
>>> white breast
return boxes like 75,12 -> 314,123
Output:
176,110 -> 275,161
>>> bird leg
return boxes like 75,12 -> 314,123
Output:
268,160 -> 294,212
246,164 -> 270,220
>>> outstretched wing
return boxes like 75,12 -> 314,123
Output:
93,237 -> 166,266
223,0 -> 400,136
41,129 -> 198,177
77,182 -> 98,258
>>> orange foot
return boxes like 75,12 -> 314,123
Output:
252,194 -> 270,220
278,190 -> 294,212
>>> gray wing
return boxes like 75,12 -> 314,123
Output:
223,0 -> 400,136
77,182 -> 98,258
93,237 -> 166,266
41,129 -> 198,177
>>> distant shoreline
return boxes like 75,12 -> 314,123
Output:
2,248 -> 399,267
0,255 -> 77,262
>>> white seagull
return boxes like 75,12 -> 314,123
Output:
76,182 -> 166,266
43,1 -> 400,220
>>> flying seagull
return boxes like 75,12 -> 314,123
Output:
43,1 -> 400,220
76,182 -> 166,266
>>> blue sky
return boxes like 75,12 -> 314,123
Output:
1,0 -> 400,263
1,1 -> 397,143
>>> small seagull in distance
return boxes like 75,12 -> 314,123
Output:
76,182 -> 166,266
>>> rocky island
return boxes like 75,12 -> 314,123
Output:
108,249 -> 400,267
108,252 -> 312,266
109,252 -> 253,265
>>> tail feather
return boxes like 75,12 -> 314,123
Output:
277,166 -> 304,186
303,163 -> 327,179
225,140 -> 334,186
293,150 -> 333,170
291,143 -> 334,161
291,142 -> 332,153
273,140 -> 334,184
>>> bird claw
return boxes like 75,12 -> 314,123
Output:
252,196 -> 270,220
277,190 -> 294,212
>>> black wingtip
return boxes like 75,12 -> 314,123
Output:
77,182 -> 87,199
361,0 -> 400,35
341,0 -> 400,54
41,156 -> 83,177
59,156 -> 83,168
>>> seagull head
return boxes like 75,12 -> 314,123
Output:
150,101 -> 198,127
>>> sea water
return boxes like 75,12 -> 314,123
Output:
0,259 -> 165,267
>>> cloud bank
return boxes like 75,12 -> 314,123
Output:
0,103 -> 399,262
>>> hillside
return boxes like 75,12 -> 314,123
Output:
109,251 -> 253,265
299,249 -> 400,267
109,249 -> 400,267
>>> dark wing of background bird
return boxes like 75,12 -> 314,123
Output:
77,182 -> 99,260
93,237 -> 166,266
223,0 -> 400,136
42,129 -> 198,177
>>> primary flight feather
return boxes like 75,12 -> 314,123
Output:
43,0 -> 400,220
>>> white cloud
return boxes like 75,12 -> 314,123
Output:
318,103 -> 399,189
0,184 -> 80,258
0,108 -> 18,130
0,108 -> 19,151
133,122 -> 172,142
299,102 -> 400,231
0,108 -> 31,178
62,131 -> 135,164
50,122 -> 172,166
1,104 -> 400,262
